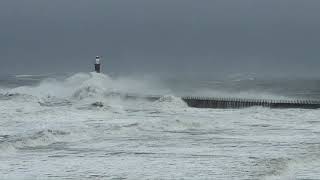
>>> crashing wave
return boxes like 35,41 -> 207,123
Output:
72,86 -> 107,100
2,72 -> 175,111
38,96 -> 72,107
153,95 -> 188,109
7,72 -> 114,100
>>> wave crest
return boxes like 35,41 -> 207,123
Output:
154,95 -> 188,109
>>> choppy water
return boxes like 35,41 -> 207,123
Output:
1,72 -> 320,179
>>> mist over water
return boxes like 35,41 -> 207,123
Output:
2,72 -> 320,99
0,72 -> 320,179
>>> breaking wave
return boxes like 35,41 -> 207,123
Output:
4,72 -> 170,102
8,73 -> 113,100
153,95 -> 188,109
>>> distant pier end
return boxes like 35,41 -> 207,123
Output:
94,56 -> 101,73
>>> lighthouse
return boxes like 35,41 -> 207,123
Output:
94,56 -> 101,73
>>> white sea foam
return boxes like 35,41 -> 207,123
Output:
4,129 -> 69,148
1,73 -> 320,179
262,158 -> 320,180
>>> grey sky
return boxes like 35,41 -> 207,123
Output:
0,0 -> 319,77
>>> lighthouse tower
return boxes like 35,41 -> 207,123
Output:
94,56 -> 101,73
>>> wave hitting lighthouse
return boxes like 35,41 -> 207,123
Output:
94,56 -> 101,73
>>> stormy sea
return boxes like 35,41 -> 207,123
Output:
1,72 -> 320,179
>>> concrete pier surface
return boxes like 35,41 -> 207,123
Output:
124,94 -> 320,109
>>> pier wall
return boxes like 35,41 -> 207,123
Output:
181,97 -> 320,109
124,94 -> 320,109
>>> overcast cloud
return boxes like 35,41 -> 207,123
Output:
0,0 -> 319,78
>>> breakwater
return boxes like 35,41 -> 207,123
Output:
124,94 -> 320,109
181,96 -> 320,109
